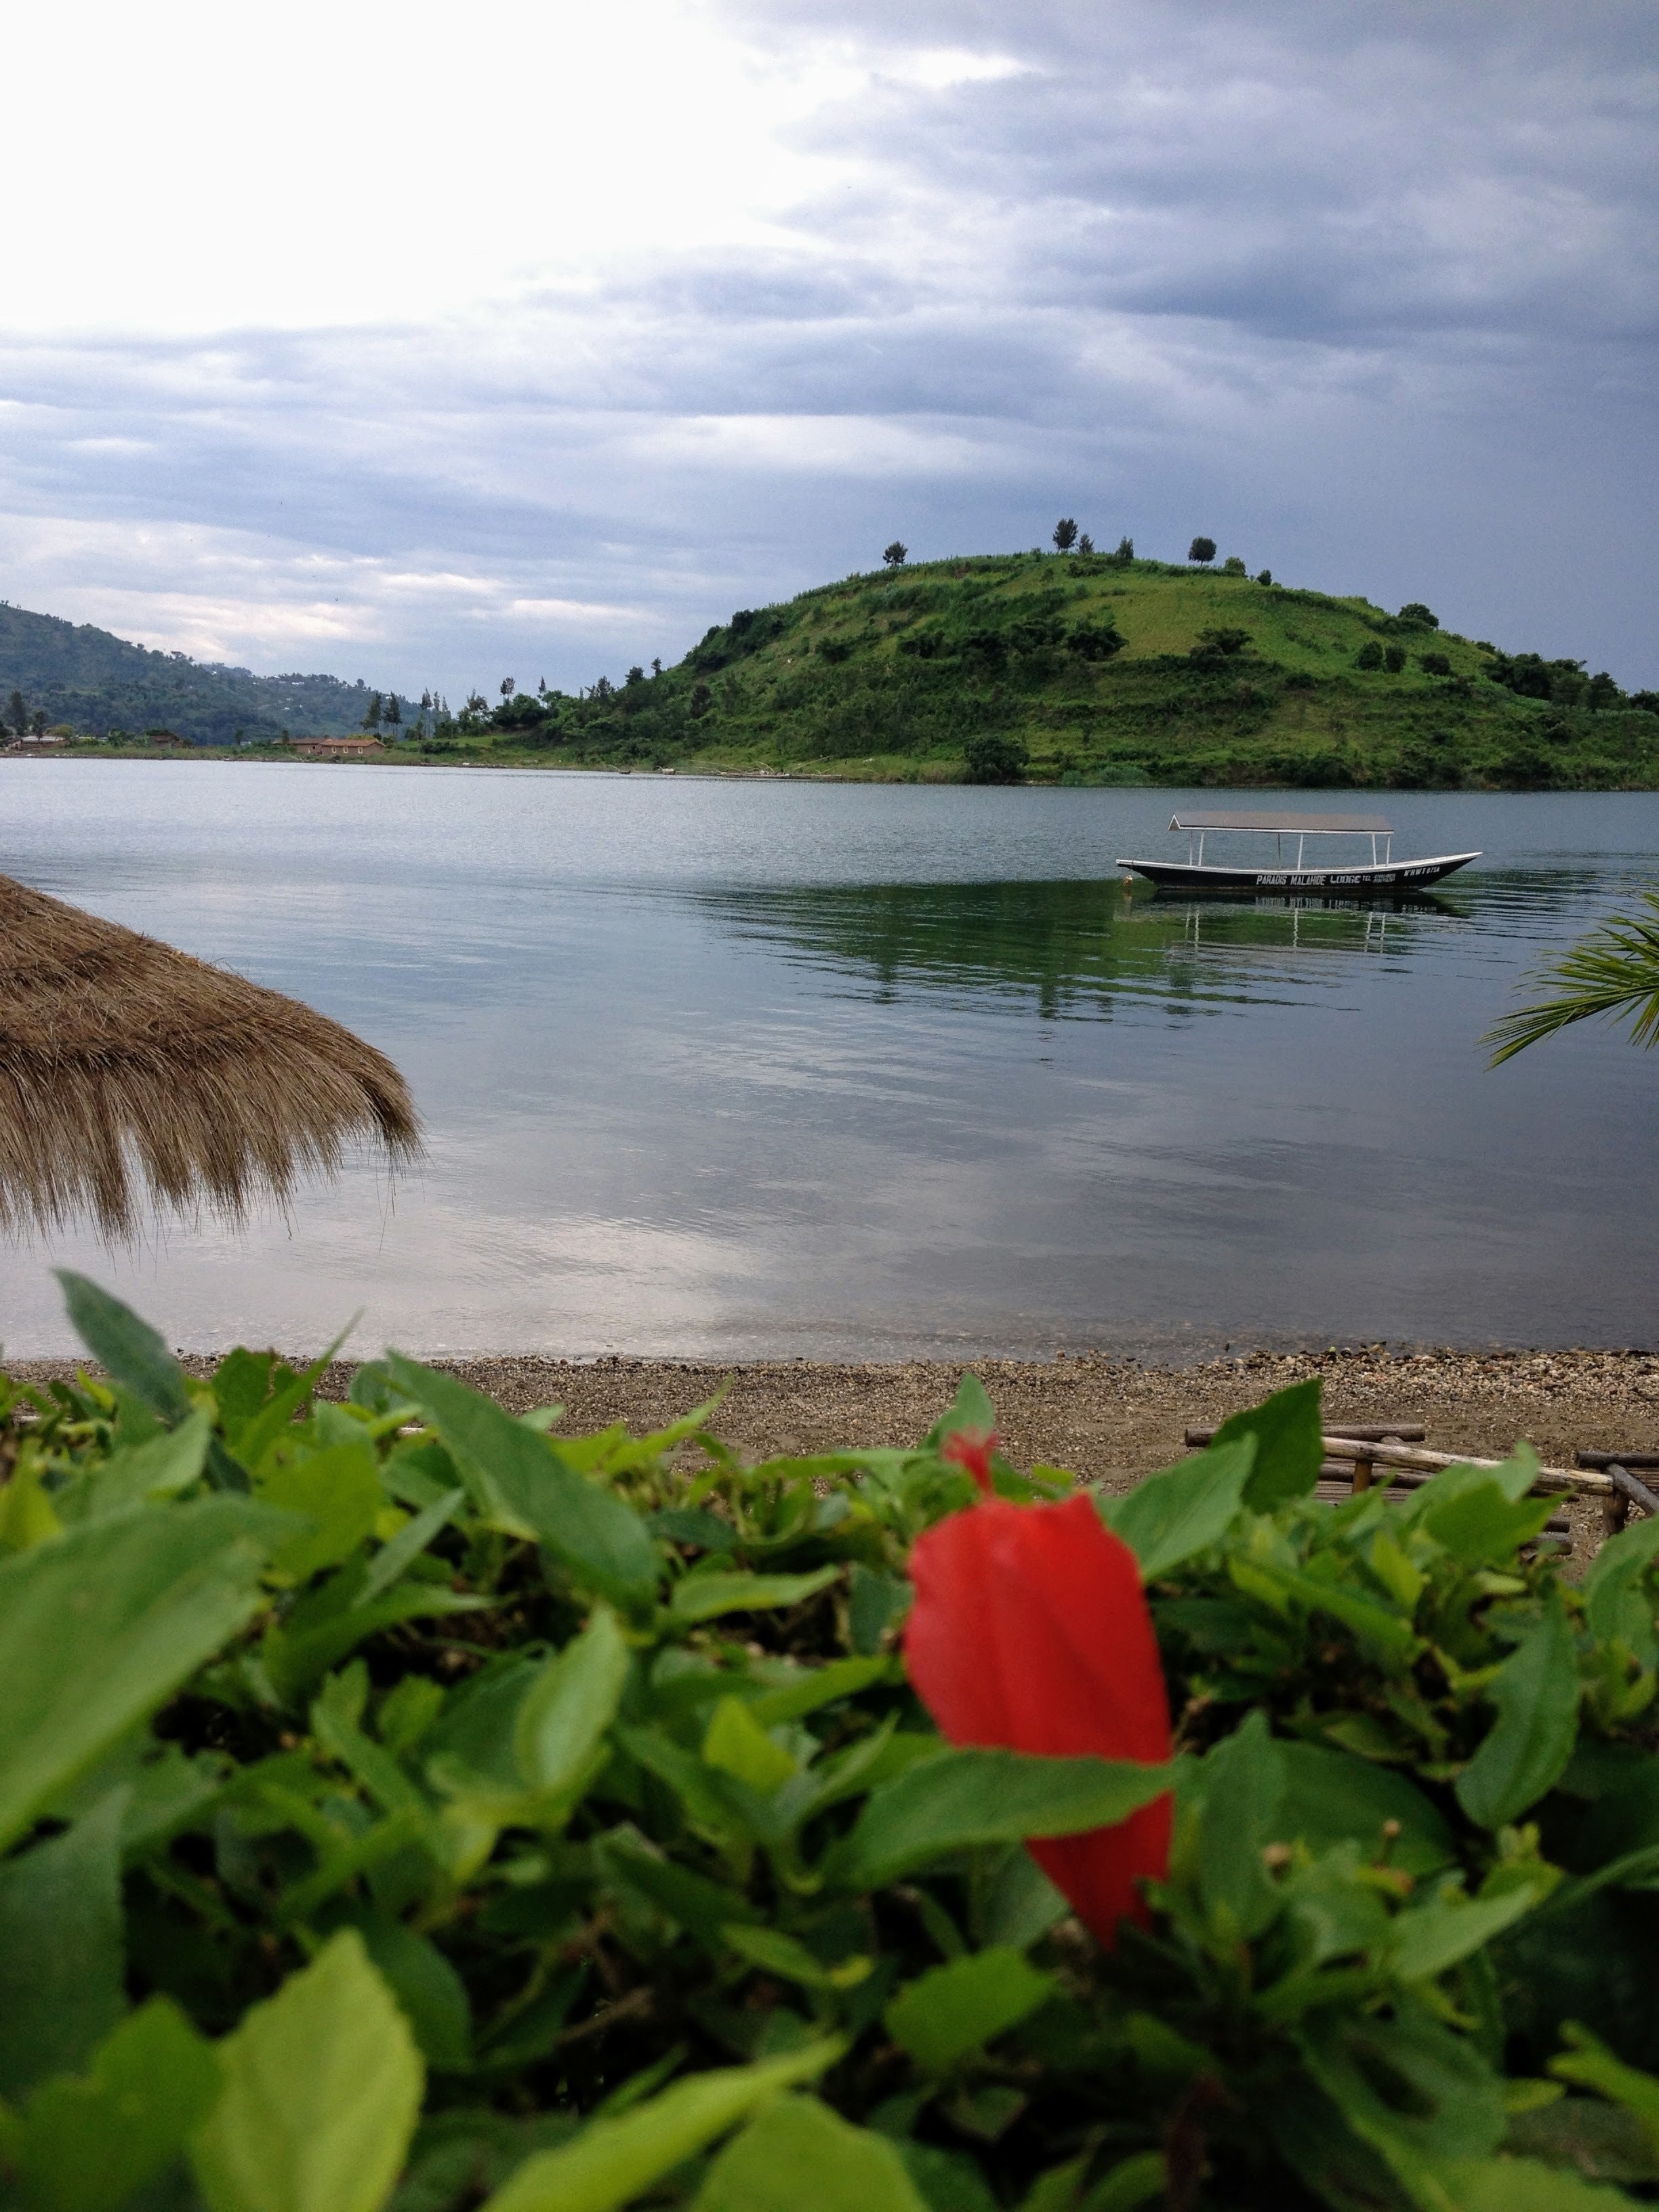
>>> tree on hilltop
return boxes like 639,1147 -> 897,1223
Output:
1188,536 -> 1216,565
1076,533 -> 1094,555
500,678 -> 515,699
361,692 -> 382,731
883,541 -> 908,568
1052,518 -> 1079,553
384,695 -> 401,729
6,689 -> 26,736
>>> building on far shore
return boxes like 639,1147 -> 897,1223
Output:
289,735 -> 386,760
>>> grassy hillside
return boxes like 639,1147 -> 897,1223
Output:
0,599 -> 416,746
405,552 -> 1658,787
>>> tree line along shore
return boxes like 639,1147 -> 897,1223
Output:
5,546 -> 1656,789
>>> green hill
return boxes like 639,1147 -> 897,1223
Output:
0,599 -> 416,746
430,552 -> 1659,788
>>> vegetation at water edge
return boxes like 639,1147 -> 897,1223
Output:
6,546 -> 1657,786
384,550 -> 1659,789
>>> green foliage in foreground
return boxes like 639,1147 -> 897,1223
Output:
383,554 -> 1658,790
9,1286 -> 1659,2209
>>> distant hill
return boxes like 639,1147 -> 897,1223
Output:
0,599 -> 416,746
432,552 -> 1659,790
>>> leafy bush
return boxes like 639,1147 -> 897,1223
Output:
1355,642 -> 1385,672
1398,604 -> 1439,629
1383,645 -> 1408,675
9,1284 -> 1659,2212
962,731 -> 1030,783
1420,653 -> 1453,679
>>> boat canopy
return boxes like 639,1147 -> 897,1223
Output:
1168,811 -> 1393,834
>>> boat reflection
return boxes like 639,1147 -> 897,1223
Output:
696,876 -> 1471,1023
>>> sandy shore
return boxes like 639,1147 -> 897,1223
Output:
18,1341 -> 1659,1553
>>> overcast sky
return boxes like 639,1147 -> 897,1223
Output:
1,0 -> 1653,697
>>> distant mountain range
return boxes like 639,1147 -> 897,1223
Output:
0,599 -> 415,745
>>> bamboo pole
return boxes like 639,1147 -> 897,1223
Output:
1317,1433 -> 1611,1499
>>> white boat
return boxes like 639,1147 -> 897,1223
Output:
1117,811 -> 1480,896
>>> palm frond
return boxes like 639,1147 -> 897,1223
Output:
1486,889 -> 1659,1065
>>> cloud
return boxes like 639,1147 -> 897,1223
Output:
0,0 -> 1652,691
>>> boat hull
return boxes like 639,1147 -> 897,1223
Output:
1115,851 -> 1480,897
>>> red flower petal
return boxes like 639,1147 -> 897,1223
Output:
904,1491 -> 1172,1946
941,1428 -> 998,1493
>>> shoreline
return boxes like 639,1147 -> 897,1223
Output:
16,1340 -> 1658,1495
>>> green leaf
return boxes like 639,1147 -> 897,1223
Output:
384,1357 -> 660,1607
1456,1595 -> 1581,1829
1437,2155 -> 1641,2209
0,1793 -> 127,2098
1416,1477 -> 1561,1568
722,1927 -> 866,1993
1279,1742 -> 1458,1879
693,2095 -> 927,2212
849,1568 -> 912,1655
929,1375 -> 996,1451
1393,1887 -> 1542,1982
1214,1378 -> 1322,1511
262,1583 -> 489,1704
352,1915 -> 472,2073
838,1748 -> 1170,1889
67,1413 -> 212,1522
12,1998 -> 220,2212
257,1444 -> 384,1584
1196,1711 -> 1287,1942
479,2041 -> 844,2212
1101,1439 -> 1253,1578
703,1698 -> 797,1793
670,1567 -> 841,1624
745,1656 -> 893,1727
356,1488 -> 466,1609
512,1606 -> 630,1795
1583,1518 -> 1659,1669
56,1272 -> 194,1426
190,1928 -> 424,2212
595,1831 -> 760,1944
884,1948 -> 1053,2073
1077,2156 -> 1166,2212
1296,1997 -> 1507,2170
979,1846 -> 1069,1952
1551,2024 -> 1659,2156
0,1496 -> 290,1853
1232,1557 -> 1422,1661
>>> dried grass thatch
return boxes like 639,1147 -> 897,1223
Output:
0,874 -> 421,1239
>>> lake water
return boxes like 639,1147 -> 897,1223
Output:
3,761 -> 1658,1361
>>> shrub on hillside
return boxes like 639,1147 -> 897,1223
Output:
962,729 -> 1030,782
9,1286 -> 1659,2212
1383,644 -> 1408,674
1420,652 -> 1454,678
1355,641 -> 1385,671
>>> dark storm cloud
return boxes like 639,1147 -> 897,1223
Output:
0,0 -> 1652,691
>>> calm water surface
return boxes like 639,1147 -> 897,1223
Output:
3,761 -> 1657,1359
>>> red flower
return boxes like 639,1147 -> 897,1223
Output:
903,1491 -> 1172,1947
941,1427 -> 998,1492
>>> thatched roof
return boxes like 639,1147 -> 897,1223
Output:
0,874 -> 420,1237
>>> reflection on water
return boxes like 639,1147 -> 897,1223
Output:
1,764 -> 1657,1359
701,878 -> 1477,1021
